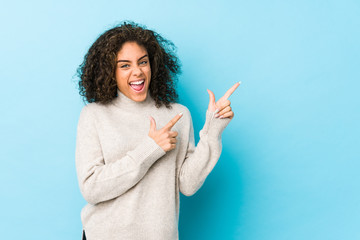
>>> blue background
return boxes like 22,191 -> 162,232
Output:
1,0 -> 359,239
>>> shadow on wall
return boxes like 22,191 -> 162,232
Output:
178,86 -> 245,239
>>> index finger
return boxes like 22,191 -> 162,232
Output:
222,81 -> 241,100
163,112 -> 183,130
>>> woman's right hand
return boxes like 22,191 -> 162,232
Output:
148,113 -> 183,152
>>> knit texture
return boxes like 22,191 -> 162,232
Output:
75,88 -> 231,240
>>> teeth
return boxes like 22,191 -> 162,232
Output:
130,80 -> 144,85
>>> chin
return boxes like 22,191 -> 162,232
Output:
132,93 -> 147,102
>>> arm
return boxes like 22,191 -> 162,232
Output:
179,82 -> 240,196
179,110 -> 231,196
75,106 -> 165,205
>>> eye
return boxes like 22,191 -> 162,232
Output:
139,60 -> 148,65
120,64 -> 130,68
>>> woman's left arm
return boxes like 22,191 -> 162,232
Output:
179,82 -> 240,196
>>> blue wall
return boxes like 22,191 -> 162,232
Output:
0,0 -> 359,239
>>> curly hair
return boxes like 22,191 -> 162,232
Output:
77,21 -> 181,108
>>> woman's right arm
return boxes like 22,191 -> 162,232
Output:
75,106 -> 165,205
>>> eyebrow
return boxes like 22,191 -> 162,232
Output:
117,54 -> 148,63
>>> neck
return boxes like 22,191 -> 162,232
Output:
112,88 -> 155,111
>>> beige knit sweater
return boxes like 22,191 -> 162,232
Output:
75,88 -> 231,240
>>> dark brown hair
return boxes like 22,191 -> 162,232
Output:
77,21 -> 181,108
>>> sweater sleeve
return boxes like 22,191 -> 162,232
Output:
179,110 -> 231,196
75,105 -> 166,205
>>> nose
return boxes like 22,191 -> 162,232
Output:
132,66 -> 143,77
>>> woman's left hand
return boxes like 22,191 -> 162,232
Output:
207,82 -> 241,120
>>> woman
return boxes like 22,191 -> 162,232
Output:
76,21 -> 239,240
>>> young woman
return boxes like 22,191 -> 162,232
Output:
75,21 -> 239,240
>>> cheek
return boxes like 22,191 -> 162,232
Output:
115,71 -> 129,86
145,67 -> 151,79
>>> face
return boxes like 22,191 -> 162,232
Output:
115,41 -> 151,102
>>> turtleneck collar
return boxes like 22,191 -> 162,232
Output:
112,88 -> 155,112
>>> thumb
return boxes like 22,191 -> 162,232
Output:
207,89 -> 216,110
149,116 -> 156,132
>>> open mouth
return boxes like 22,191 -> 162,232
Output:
129,80 -> 145,92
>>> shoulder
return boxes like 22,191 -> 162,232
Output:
78,102 -> 111,123
79,102 -> 96,117
79,101 -> 113,115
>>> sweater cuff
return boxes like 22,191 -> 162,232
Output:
127,135 -> 166,168
200,110 -> 231,140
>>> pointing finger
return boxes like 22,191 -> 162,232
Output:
222,81 -> 241,100
164,112 -> 183,130
149,116 -> 156,132
207,89 -> 216,105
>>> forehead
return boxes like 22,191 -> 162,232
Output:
116,41 -> 148,59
